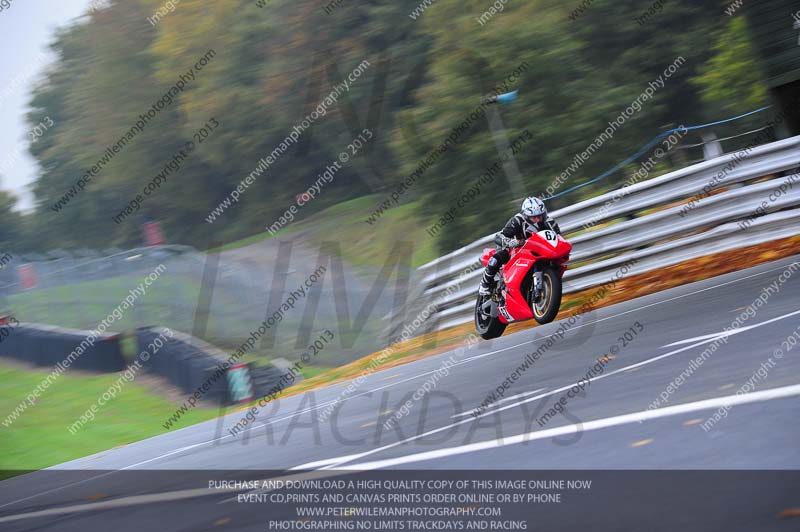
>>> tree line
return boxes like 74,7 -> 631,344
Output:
1,0 -> 769,254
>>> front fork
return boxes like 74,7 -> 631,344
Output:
533,263 -> 544,299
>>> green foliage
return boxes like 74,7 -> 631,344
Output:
0,361 -> 219,472
9,0 -> 771,257
0,191 -> 23,251
691,15 -> 769,119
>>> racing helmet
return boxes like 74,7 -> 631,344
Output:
521,196 -> 546,222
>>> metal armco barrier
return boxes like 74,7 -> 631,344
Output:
408,135 -> 800,332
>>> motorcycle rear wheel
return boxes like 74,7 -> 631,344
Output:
474,294 -> 507,340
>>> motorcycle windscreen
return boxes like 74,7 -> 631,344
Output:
525,231 -> 572,259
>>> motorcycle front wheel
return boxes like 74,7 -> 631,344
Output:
531,268 -> 562,325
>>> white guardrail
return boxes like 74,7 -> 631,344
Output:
397,135 -> 800,333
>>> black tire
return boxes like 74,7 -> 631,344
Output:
532,268 -> 562,325
474,294 -> 507,340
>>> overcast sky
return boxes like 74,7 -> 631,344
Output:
0,0 -> 98,212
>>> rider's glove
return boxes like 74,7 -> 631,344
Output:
495,233 -> 524,249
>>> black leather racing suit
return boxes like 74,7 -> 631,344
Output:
481,213 -> 562,289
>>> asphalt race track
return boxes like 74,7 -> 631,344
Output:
2,256 -> 799,531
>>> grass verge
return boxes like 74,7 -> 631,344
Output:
0,362 -> 219,476
213,195 -> 439,269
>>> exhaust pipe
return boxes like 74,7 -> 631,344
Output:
481,299 -> 499,318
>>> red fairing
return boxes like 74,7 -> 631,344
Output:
495,232 -> 572,324
480,247 -> 497,267
521,234 -> 572,261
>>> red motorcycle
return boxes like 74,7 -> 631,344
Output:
475,228 -> 572,339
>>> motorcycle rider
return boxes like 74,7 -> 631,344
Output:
479,196 -> 561,295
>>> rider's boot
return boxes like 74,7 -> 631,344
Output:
479,270 -> 495,296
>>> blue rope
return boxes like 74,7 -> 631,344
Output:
682,105 -> 771,131
543,105 -> 772,201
